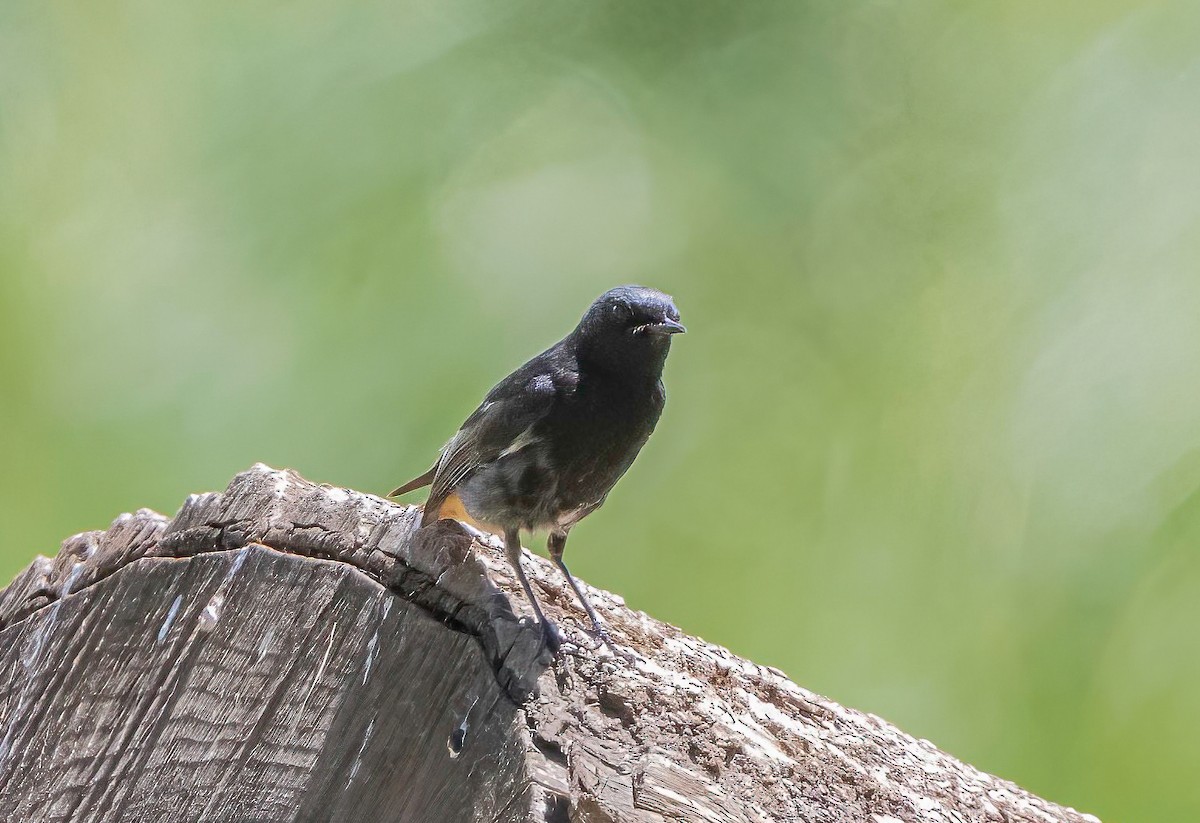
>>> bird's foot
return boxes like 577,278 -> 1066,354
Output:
586,624 -> 641,664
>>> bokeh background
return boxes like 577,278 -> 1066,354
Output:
3,1 -> 1199,818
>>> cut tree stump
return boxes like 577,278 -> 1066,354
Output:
0,465 -> 1098,823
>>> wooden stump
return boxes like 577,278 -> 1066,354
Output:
0,465 -> 1099,823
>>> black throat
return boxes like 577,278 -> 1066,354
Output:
572,329 -> 671,381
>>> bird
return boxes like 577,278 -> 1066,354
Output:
389,285 -> 684,653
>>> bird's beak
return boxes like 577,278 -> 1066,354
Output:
644,319 -> 687,336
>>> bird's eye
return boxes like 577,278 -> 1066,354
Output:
610,304 -> 632,324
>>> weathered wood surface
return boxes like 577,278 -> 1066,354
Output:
0,465 -> 1099,823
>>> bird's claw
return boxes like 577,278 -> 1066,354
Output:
587,624 -> 640,664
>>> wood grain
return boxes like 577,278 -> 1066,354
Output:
0,465 -> 1101,823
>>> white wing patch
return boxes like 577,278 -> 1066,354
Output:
499,424 -> 541,458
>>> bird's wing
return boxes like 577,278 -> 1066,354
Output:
388,464 -> 436,498
422,367 -> 570,526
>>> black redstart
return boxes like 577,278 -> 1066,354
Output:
390,285 -> 684,653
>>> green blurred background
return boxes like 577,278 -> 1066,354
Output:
3,1 -> 1199,818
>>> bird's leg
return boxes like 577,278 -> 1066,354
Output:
547,531 -> 635,660
504,528 -> 560,653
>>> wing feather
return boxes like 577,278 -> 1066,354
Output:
421,366 -> 570,526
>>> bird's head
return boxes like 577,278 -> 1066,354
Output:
574,286 -> 685,375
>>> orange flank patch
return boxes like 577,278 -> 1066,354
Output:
431,492 -> 502,533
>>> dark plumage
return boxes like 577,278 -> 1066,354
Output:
389,285 -> 684,652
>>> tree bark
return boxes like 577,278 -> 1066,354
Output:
0,465 -> 1099,823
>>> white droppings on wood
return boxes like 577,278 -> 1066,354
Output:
157,595 -> 183,643
256,627 -> 276,663
346,715 -> 377,785
197,548 -> 249,634
1,601 -> 66,766
297,624 -> 337,720
226,546 -> 251,579
362,596 -> 393,685
60,562 -> 86,597
249,462 -> 293,498
19,601 -> 61,670
362,631 -> 379,685
198,593 -> 223,631
182,491 -> 219,512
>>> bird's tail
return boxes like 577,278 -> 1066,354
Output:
388,465 -> 436,497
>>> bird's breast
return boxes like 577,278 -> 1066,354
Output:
455,374 -> 664,532
547,376 -> 664,503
